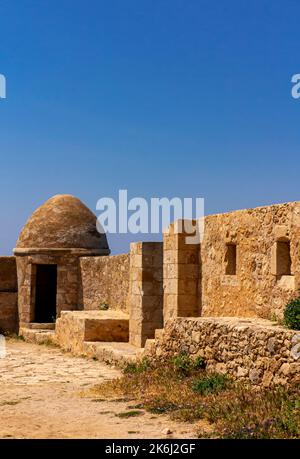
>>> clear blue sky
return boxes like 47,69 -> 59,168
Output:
0,0 -> 299,254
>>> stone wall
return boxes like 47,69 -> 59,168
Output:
201,202 -> 300,319
144,317 -> 300,387
0,257 -> 18,333
80,254 -> 130,312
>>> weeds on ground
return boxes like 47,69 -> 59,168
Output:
172,352 -> 206,375
192,373 -> 229,395
123,358 -> 151,374
93,352 -> 300,439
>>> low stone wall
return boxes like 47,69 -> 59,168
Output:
80,254 -> 130,312
144,317 -> 300,387
0,257 -> 18,334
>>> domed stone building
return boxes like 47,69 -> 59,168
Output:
13,195 -> 110,326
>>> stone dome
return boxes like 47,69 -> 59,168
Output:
15,194 -> 109,251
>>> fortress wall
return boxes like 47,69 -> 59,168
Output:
201,202 -> 300,319
0,256 -> 18,333
80,254 -> 130,313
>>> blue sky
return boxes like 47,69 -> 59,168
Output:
0,0 -> 300,254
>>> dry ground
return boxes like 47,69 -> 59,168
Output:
0,339 -> 198,439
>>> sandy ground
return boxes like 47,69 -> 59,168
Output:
0,339 -> 202,439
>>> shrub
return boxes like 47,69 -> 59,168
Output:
99,303 -> 109,311
284,297 -> 300,330
192,373 -> 229,395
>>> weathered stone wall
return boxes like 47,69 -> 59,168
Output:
129,242 -> 163,347
145,317 -> 300,387
201,202 -> 300,319
0,257 -> 18,333
80,254 -> 130,312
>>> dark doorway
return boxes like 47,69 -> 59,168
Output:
34,264 -> 57,323
225,243 -> 237,275
276,241 -> 292,276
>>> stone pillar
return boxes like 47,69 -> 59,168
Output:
163,221 -> 200,322
129,242 -> 163,348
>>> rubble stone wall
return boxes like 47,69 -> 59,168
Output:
145,317 -> 300,387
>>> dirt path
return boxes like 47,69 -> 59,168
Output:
0,339 -> 198,439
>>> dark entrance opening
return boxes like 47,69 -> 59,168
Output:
34,264 -> 57,323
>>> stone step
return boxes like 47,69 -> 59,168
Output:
24,322 -> 55,330
19,327 -> 56,345
83,341 -> 144,367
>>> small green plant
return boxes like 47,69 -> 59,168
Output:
172,352 -> 192,374
192,373 -> 229,395
123,358 -> 150,374
284,297 -> 300,330
172,352 -> 206,375
99,303 -> 109,311
193,355 -> 206,370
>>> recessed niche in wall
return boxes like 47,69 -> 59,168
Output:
225,243 -> 237,275
276,241 -> 292,276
